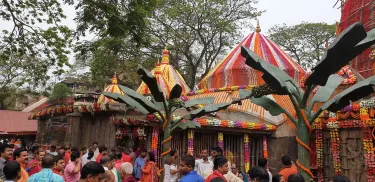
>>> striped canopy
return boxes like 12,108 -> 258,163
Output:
97,75 -> 125,104
137,48 -> 191,97
198,30 -> 306,89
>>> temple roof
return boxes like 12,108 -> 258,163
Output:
198,24 -> 306,89
97,74 -> 124,104
137,48 -> 191,97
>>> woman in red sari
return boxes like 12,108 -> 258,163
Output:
141,152 -> 159,182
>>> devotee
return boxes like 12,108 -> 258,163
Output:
27,149 -> 46,176
63,145 -> 71,165
206,157 -> 229,182
330,175 -> 351,182
258,158 -> 272,182
133,149 -> 147,181
140,152 -> 158,182
27,154 -> 64,181
164,156 -> 179,182
96,145 -> 108,163
179,155 -> 204,182
278,155 -> 298,181
196,149 -> 213,179
114,152 -> 124,171
80,147 -> 87,157
120,147 -> 132,164
248,166 -> 269,182
0,143 -> 13,181
120,162 -> 137,182
82,150 -> 95,167
64,151 -> 81,182
272,174 -> 285,182
210,147 -> 231,172
101,155 -> 117,182
102,170 -> 116,182
107,154 -> 120,182
128,148 -> 136,164
79,161 -> 105,182
28,146 -> 39,162
286,174 -> 304,182
92,142 -> 99,159
3,161 -> 21,182
13,148 -> 29,182
53,155 -> 66,181
49,145 -> 58,156
226,163 -> 243,181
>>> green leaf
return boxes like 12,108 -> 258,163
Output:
189,102 -> 232,119
137,65 -> 165,102
184,97 -> 215,108
251,96 -> 285,116
239,89 -> 252,99
321,75 -> 375,112
118,85 -> 158,113
177,120 -> 201,130
169,84 -> 182,100
103,92 -> 150,114
306,23 -> 375,86
308,74 -> 344,110
241,46 -> 301,95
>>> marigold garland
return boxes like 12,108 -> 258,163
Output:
188,130 -> 194,154
329,122 -> 341,175
315,129 -> 323,182
195,118 -> 276,131
337,65 -> 356,85
362,127 -> 375,181
218,132 -> 224,150
151,127 -> 159,162
30,105 -> 73,119
263,136 -> 268,159
244,134 -> 250,172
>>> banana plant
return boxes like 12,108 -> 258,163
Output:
103,65 -> 243,171
239,22 -> 375,180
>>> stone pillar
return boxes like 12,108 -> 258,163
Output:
65,113 -> 82,147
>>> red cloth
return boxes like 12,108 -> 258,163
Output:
278,164 -> 298,180
122,176 -> 137,182
53,168 -> 67,181
64,152 -> 70,165
205,170 -> 228,182
115,160 -> 123,171
96,154 -> 104,163
122,153 -> 132,164
26,158 -> 42,176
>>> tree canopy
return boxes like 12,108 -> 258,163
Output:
49,83 -> 73,101
268,22 -> 336,70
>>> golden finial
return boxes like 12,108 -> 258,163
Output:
256,20 -> 261,33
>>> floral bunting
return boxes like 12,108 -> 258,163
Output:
188,130 -> 194,154
218,132 -> 224,150
195,118 -> 276,131
328,121 -> 341,175
78,103 -> 108,113
363,127 -> 375,181
151,127 -> 159,162
244,134 -> 250,173
315,129 -> 323,182
263,136 -> 268,159
30,105 -> 73,119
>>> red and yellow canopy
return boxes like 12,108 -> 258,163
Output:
97,75 -> 125,104
198,25 -> 306,89
137,48 -> 190,98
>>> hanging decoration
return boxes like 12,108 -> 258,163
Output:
30,105 -> 73,119
111,117 -> 152,127
328,120 -> 341,175
362,127 -> 375,181
370,49 -> 375,60
263,136 -> 268,159
195,118 -> 276,131
218,132 -> 224,150
151,127 -> 159,163
187,85 -> 256,96
315,129 -> 323,182
337,65 -> 357,85
244,134 -> 250,173
78,103 -> 108,113
188,130 -> 194,154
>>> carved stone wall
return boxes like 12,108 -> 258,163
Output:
322,129 -> 366,182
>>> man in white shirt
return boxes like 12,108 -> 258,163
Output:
100,155 -> 116,182
258,158 -> 272,182
48,145 -> 58,156
196,149 -> 213,179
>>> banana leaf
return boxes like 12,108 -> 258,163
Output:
176,120 -> 201,130
239,89 -> 252,99
189,102 -> 232,119
184,97 -> 215,108
251,96 -> 286,116
118,85 -> 158,113
103,92 -> 150,114
321,75 -> 375,112
137,65 -> 165,102
169,84 -> 182,100
305,23 -> 375,86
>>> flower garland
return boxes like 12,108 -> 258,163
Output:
111,117 -> 152,127
151,127 -> 159,162
362,127 -> 375,181
263,136 -> 268,159
337,65 -> 356,85
188,130 -> 194,154
30,105 -> 73,119
218,132 -> 224,150
187,85 -> 256,96
244,134 -> 250,172
195,118 -> 276,131
315,129 -> 323,182
78,103 -> 108,113
369,49 -> 375,60
329,120 -> 341,174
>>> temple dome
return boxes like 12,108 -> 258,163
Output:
97,74 -> 124,104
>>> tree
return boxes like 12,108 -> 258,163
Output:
268,22 -> 336,70
49,83 -> 73,101
0,0 -> 72,109
103,65 -> 244,177
240,23 -> 375,180
147,0 -> 262,88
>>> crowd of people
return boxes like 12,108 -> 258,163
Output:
0,141 -> 352,182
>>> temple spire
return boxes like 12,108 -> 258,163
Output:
256,20 -> 261,33
111,73 -> 118,84
161,47 -> 170,65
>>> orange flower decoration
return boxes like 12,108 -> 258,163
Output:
352,104 -> 360,111
221,120 -> 229,127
